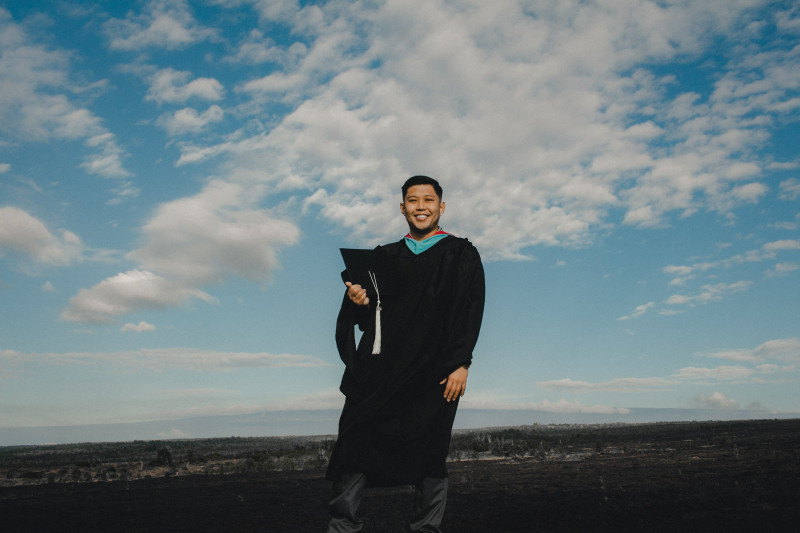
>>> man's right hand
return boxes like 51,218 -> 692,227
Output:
345,282 -> 370,306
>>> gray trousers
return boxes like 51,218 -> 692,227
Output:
327,473 -> 448,532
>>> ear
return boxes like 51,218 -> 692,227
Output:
400,202 -> 407,215
440,201 -> 445,214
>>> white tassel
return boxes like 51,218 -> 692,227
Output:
368,271 -> 382,355
373,303 -> 382,354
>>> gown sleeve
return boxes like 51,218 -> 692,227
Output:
437,241 -> 485,377
335,283 -> 371,398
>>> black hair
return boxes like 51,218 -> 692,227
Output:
401,175 -> 443,200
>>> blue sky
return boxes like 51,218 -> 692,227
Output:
1,0 -> 799,444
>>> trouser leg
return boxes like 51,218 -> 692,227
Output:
327,472 -> 367,533
409,477 -> 448,533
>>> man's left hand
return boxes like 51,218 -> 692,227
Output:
440,366 -> 468,402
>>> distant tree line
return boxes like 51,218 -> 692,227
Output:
2,419 -> 798,486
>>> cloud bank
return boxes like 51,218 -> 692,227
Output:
4,1 -> 798,324
170,0 -> 799,260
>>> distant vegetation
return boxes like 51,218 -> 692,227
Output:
1,435 -> 336,485
2,418 -> 797,486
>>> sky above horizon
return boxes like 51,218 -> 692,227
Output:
1,0 -> 799,442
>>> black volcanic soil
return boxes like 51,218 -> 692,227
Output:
3,419 -> 799,532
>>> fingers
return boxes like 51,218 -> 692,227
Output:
442,366 -> 469,401
446,384 -> 464,402
344,282 -> 370,306
443,377 -> 466,402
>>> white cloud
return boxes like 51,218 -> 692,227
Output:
157,105 -> 224,135
763,239 -> 800,252
121,321 -> 156,333
0,207 -> 83,267
157,428 -> 190,439
110,389 -> 344,423
63,179 -> 300,322
771,221 -> 798,230
249,0 -> 302,23
223,28 -> 303,65
662,265 -> 694,288
168,0 -> 798,260
0,346 -> 327,371
662,262 -> 712,280
128,180 -> 300,284
617,301 -> 655,321
537,376 -> 677,393
259,389 -> 346,411
242,71 -> 309,100
672,365 -> 754,382
0,163 -> 10,173
730,182 -> 768,203
43,0 -> 800,323
104,0 -> 216,51
765,261 -> 799,277
157,388 -> 227,397
146,68 -> 224,104
80,134 -> 132,179
460,395 -> 630,414
61,270 -> 215,323
665,281 -> 752,308
662,239 -> 800,289
537,339 -> 800,396
756,364 -> 780,374
692,391 -> 739,410
69,388 -> 345,425
779,178 -> 800,201
704,337 -> 800,364
42,281 -> 55,293
0,8 -> 131,188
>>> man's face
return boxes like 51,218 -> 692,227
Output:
400,184 -> 445,240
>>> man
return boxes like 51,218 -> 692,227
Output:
327,175 -> 485,532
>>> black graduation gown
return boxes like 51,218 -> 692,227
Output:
326,236 -> 485,486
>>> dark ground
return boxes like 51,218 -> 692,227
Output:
2,419 -> 799,532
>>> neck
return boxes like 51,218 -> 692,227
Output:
407,227 -> 442,241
